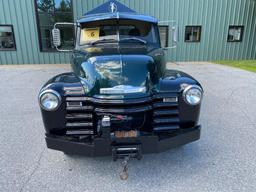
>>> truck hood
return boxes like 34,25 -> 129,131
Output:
80,54 -> 156,97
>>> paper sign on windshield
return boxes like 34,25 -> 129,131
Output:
81,28 -> 100,42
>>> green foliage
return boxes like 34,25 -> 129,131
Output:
57,0 -> 72,12
215,60 -> 256,73
36,0 -> 74,50
55,0 -> 73,23
37,0 -> 72,13
37,0 -> 55,12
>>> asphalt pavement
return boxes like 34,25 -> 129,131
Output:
0,62 -> 256,192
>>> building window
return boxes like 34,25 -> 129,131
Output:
185,26 -> 201,42
0,25 -> 16,51
35,0 -> 74,51
158,26 -> 169,47
227,26 -> 244,42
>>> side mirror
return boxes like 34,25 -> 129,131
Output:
52,28 -> 61,47
52,22 -> 76,52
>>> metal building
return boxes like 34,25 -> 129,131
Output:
0,0 -> 255,64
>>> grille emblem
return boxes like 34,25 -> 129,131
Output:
163,97 -> 178,103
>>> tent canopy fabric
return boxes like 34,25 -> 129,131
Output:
79,0 -> 158,24
84,0 -> 136,16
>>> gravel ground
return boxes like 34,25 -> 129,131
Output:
0,62 -> 256,192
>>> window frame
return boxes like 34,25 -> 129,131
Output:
0,24 -> 17,51
227,25 -> 244,43
34,0 -> 74,52
184,25 -> 202,43
79,21 -> 161,47
158,25 -> 169,48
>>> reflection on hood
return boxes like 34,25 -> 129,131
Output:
95,60 -> 128,84
80,54 -> 155,95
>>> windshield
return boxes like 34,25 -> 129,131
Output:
79,19 -> 159,46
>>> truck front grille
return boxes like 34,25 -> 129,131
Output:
65,98 -> 94,135
65,93 -> 180,135
153,94 -> 180,132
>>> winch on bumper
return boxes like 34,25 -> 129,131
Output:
46,126 -> 201,157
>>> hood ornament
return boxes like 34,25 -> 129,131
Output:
109,2 -> 118,13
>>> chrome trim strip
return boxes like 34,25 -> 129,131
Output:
63,87 -> 84,91
66,130 -> 94,135
63,87 -> 85,95
66,114 -> 93,119
152,93 -> 179,99
153,125 -> 180,131
66,101 -> 83,107
66,122 -> 93,127
66,106 -> 94,111
153,102 -> 178,108
66,97 -> 91,101
66,96 -> 151,104
116,148 -> 138,152
92,98 -> 149,104
154,117 -> 180,124
64,91 -> 85,95
153,109 -> 179,116
100,85 -> 146,94
95,106 -> 152,113
163,97 -> 178,103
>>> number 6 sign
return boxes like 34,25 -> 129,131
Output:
82,27 -> 100,41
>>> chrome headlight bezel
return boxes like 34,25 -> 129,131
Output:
182,85 -> 203,106
39,89 -> 61,111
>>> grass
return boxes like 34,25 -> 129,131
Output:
214,60 -> 256,73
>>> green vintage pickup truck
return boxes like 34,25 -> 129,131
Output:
38,0 -> 203,179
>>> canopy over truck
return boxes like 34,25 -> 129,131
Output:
79,0 -> 158,24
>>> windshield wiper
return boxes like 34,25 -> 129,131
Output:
119,37 -> 147,44
90,39 -> 117,45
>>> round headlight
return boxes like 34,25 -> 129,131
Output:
39,90 -> 61,111
183,85 -> 203,105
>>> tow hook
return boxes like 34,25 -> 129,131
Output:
112,145 -> 142,180
120,156 -> 130,180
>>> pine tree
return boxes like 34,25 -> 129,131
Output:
37,0 -> 55,13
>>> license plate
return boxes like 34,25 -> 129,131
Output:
114,130 -> 138,138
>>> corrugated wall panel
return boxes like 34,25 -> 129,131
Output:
112,0 -> 256,61
0,0 -> 255,64
0,0 -> 71,64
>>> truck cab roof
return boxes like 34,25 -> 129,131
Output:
78,0 -> 158,24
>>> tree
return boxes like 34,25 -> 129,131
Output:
55,0 -> 73,22
37,0 -> 55,13
57,0 -> 72,12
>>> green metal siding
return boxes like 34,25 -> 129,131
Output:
0,0 -> 70,64
0,0 -> 255,64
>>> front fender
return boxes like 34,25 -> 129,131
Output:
156,70 -> 203,128
39,73 -> 84,134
